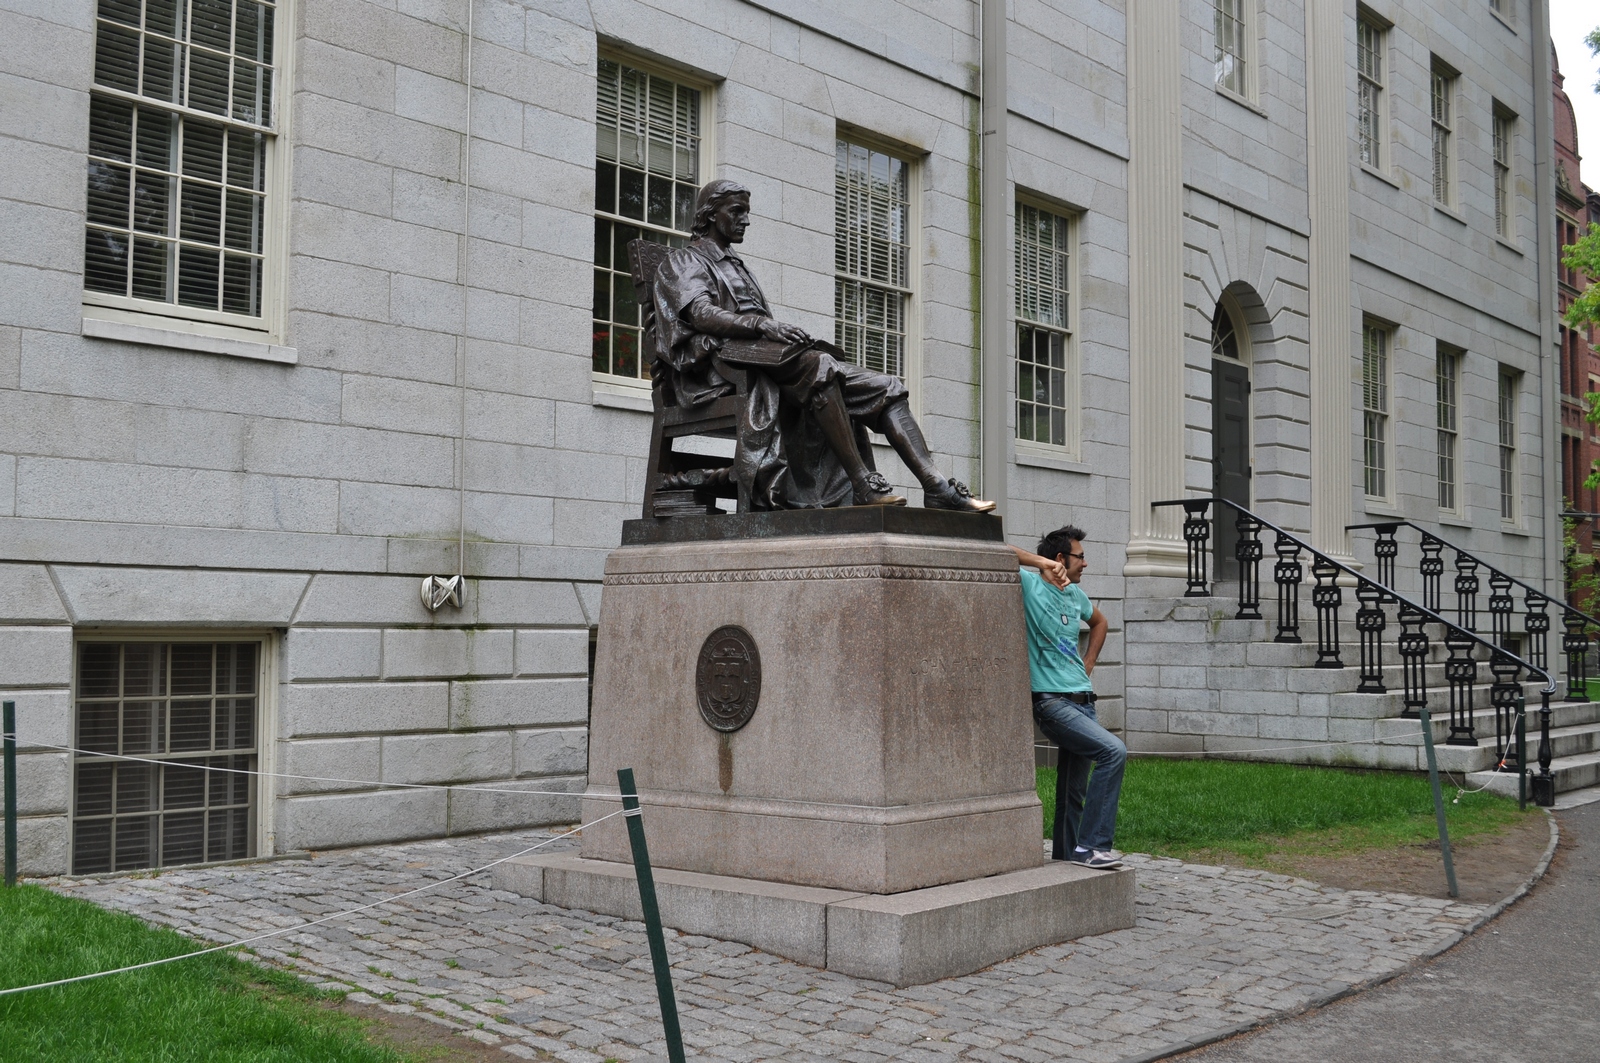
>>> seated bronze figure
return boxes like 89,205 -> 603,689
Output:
636,179 -> 994,515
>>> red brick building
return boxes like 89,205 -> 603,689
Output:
1555,44 -> 1600,551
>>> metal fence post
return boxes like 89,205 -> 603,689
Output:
616,768 -> 686,1063
4,700 -> 16,887
1416,705 -> 1459,899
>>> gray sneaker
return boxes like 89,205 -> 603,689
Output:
1067,849 -> 1123,870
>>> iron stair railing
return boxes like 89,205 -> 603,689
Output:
1155,498 -> 1559,806
1346,520 -> 1600,706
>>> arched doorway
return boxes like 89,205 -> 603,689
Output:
1211,295 -> 1251,580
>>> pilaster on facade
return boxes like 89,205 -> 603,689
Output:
1124,0 -> 1188,578
1304,0 -> 1355,561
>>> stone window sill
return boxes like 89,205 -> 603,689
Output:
1433,202 -> 1468,226
592,379 -> 653,412
82,313 -> 296,364
1015,444 -> 1089,474
1360,163 -> 1400,189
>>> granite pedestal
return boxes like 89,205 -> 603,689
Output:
493,509 -> 1135,984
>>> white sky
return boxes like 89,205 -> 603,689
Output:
1552,0 -> 1600,184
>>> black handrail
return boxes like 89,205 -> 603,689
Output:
1346,519 -> 1598,703
1155,498 -> 1557,805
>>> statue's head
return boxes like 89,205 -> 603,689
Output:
691,179 -> 753,240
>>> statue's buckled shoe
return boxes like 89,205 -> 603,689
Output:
924,478 -> 996,513
853,472 -> 907,507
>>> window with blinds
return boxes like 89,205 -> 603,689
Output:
1492,106 -> 1514,239
1430,60 -> 1457,207
1499,370 -> 1519,521
1435,348 -> 1459,512
1356,15 -> 1386,169
1362,322 -> 1390,500
593,58 -> 702,384
835,139 -> 912,380
72,641 -> 259,874
1014,202 -> 1075,450
84,0 -> 278,320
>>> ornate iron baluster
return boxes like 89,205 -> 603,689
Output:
1355,579 -> 1387,693
1420,534 -> 1445,613
1396,602 -> 1430,719
1487,571 -> 1513,650
1235,509 -> 1263,620
1488,651 -> 1522,772
1273,533 -> 1303,644
1531,689 -> 1555,807
1372,523 -> 1399,593
1181,500 -> 1211,597
1454,552 -> 1480,632
1443,626 -> 1479,746
1312,555 -> 1343,668
1524,591 -> 1550,672
1563,608 -> 1590,703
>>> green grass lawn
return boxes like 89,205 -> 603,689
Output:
1038,757 -> 1529,862
0,884 -> 418,1063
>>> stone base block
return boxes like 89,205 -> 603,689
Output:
492,852 -> 1135,986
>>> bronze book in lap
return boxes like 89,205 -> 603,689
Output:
718,337 -> 848,368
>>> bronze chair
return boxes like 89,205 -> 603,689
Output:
627,238 -> 748,518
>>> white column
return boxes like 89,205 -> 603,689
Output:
1304,0 -> 1354,558
1124,0 -> 1187,577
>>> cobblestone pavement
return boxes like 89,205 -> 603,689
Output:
49,830 -> 1488,1063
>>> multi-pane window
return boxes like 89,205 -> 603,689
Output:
593,59 -> 701,383
1362,322 -> 1390,499
835,139 -> 911,380
1499,370 -> 1518,520
1436,349 -> 1459,511
73,641 -> 258,874
1492,107 -> 1513,238
1430,60 -> 1457,207
1356,16 -> 1385,169
84,0 -> 278,319
1214,0 -> 1250,97
1014,203 -> 1075,449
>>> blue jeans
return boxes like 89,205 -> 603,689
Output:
1033,693 -> 1127,856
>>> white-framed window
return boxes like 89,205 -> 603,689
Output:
1213,0 -> 1255,100
592,57 -> 705,388
1489,0 -> 1512,24
1013,200 -> 1077,452
1356,12 -> 1387,169
1430,59 -> 1458,208
84,0 -> 288,340
1492,105 -> 1514,239
1499,369 -> 1519,520
834,137 -> 913,381
1435,347 -> 1460,512
1362,321 -> 1391,500
72,638 -> 263,874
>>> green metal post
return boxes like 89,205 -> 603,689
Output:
616,768 -> 686,1063
4,701 -> 16,887
1416,706 -> 1458,899
1517,693 -> 1527,811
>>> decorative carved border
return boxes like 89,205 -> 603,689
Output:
606,565 -> 1020,586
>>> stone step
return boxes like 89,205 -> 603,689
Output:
1468,749 -> 1600,799
1425,720 -> 1600,773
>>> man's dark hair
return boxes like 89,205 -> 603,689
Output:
1038,525 -> 1086,562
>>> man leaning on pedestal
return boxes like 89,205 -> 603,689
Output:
1010,526 -> 1127,870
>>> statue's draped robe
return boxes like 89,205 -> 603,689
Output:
651,238 -> 908,510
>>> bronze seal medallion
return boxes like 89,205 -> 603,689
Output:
695,625 -> 761,732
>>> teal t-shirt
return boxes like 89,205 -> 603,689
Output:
1019,568 -> 1095,693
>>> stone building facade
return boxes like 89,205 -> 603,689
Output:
0,0 -> 1560,873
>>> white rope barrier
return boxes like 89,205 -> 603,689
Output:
0,809 -> 626,998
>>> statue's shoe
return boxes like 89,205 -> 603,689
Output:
853,472 -> 908,507
924,477 -> 996,513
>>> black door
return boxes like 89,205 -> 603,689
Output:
1212,358 -> 1251,582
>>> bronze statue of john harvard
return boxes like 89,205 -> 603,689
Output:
649,179 -> 994,513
